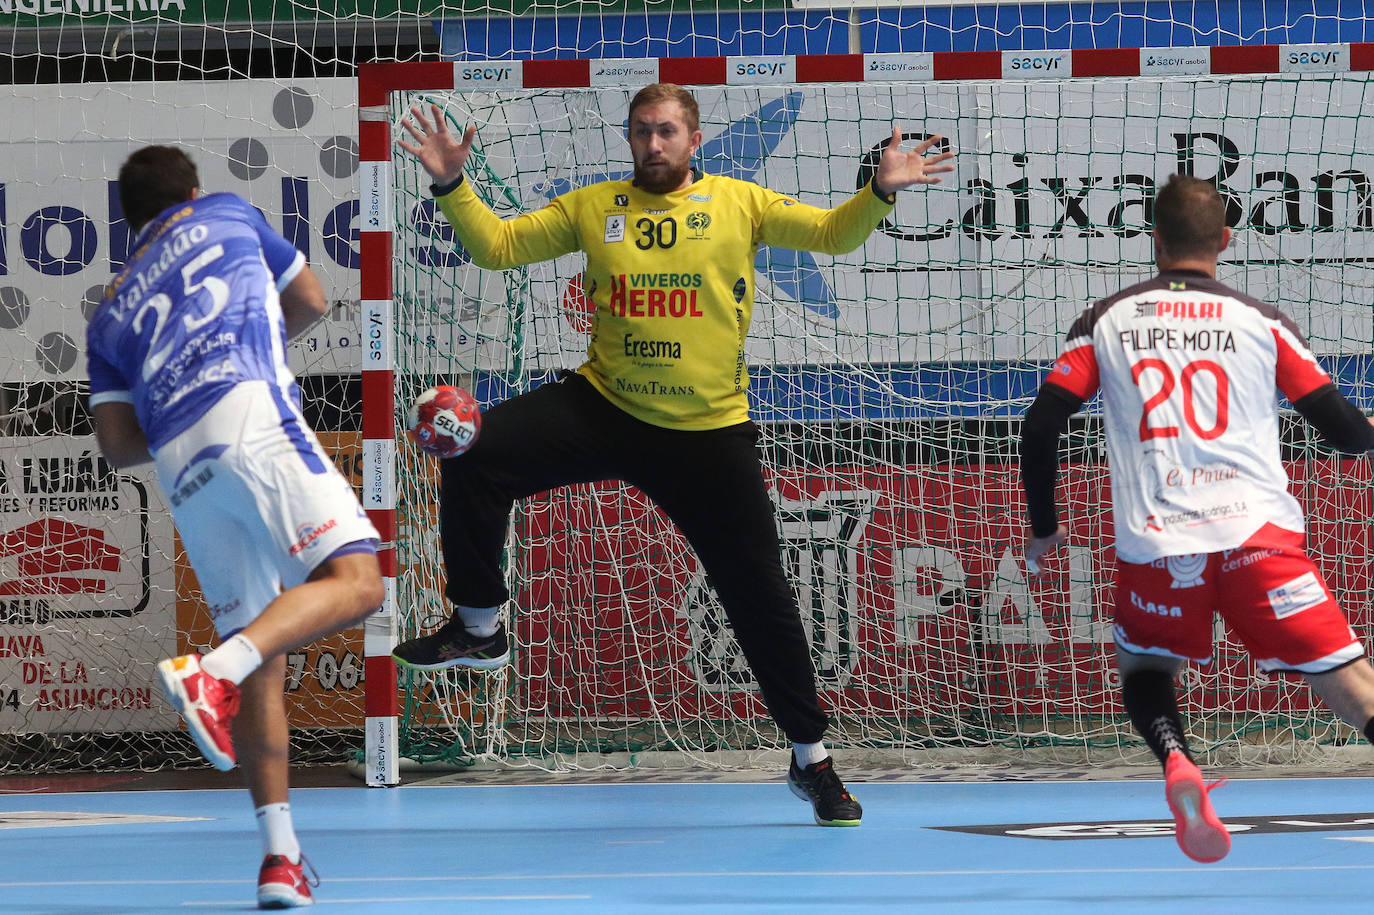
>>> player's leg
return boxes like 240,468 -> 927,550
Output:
1216,536 -> 1374,745
233,654 -> 318,908
396,373 -> 622,670
1305,660 -> 1374,735
631,420 -> 860,826
156,384 -> 382,769
233,551 -> 383,661
1114,554 -> 1230,862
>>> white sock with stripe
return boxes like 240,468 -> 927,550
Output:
256,802 -> 302,863
201,633 -> 263,686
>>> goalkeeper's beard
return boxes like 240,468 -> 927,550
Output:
633,158 -> 692,195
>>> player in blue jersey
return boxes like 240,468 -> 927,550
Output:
86,145 -> 384,909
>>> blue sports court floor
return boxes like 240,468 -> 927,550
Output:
3,765 -> 1374,912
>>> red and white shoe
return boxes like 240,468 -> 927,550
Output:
257,854 -> 319,909
1165,750 -> 1231,863
155,654 -> 240,771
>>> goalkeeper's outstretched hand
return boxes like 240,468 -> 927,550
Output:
873,127 -> 956,197
398,103 -> 476,187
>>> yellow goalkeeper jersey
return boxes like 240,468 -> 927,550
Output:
435,172 -> 894,430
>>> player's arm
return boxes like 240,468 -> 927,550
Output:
1020,384 -> 1081,573
92,402 -> 151,469
1292,385 -> 1374,453
399,103 -> 578,269
86,344 -> 150,468
279,264 -> 328,341
757,185 -> 894,255
1272,320 -> 1374,454
244,197 -> 327,339
758,132 -> 952,255
760,128 -> 953,252
432,180 -> 578,270
1020,311 -> 1099,574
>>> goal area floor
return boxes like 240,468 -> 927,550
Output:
3,765 -> 1373,912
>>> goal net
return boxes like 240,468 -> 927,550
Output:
374,59 -> 1374,773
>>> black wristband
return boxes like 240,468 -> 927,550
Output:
430,175 -> 464,197
870,177 -> 896,205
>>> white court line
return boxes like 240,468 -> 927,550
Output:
11,863 -> 1374,889
185,895 -> 591,906
605,840 -> 666,845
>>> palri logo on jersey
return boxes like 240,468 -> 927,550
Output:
541,92 -> 841,319
685,211 -> 711,238
680,490 -> 875,691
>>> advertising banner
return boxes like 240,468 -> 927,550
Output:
3,78 -> 361,385
513,460 -> 1371,721
0,436 -> 177,732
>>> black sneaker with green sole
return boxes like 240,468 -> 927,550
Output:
392,621 -> 511,671
788,754 -> 863,826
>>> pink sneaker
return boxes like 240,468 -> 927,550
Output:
155,654 -> 240,771
257,854 -> 319,909
1164,750 -> 1230,862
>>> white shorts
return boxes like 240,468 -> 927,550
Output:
154,381 -> 379,637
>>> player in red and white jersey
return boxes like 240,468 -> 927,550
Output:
1020,174 -> 1374,864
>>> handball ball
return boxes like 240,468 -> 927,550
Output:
407,385 -> 481,458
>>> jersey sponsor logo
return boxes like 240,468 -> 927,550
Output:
1220,546 -> 1279,573
1128,589 -> 1182,618
162,357 -> 237,409
604,214 -> 625,244
1162,462 -> 1241,491
611,378 -> 696,397
613,194 -> 628,207
288,518 -> 338,556
1118,328 -> 1236,352
622,333 -> 682,361
607,274 -> 705,318
687,193 -> 712,203
1267,571 -> 1327,619
168,464 -> 214,508
1134,299 -> 1224,320
1164,553 -> 1206,588
208,597 -> 241,621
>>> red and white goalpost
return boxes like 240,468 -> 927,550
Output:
355,48 -> 1374,784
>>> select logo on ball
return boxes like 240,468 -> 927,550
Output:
407,385 -> 482,458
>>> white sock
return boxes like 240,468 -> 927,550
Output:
457,605 -> 500,637
255,802 -> 301,863
793,741 -> 828,768
201,633 -> 263,686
